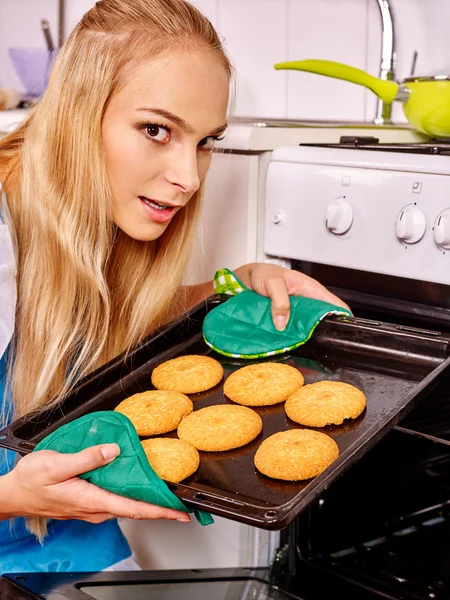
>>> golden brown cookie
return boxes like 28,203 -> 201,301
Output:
151,355 -> 224,394
254,429 -> 339,481
114,390 -> 193,436
177,404 -> 263,451
224,362 -> 304,406
285,381 -> 366,427
141,438 -> 200,483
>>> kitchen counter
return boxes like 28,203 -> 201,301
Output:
0,109 -> 27,134
218,118 -> 429,151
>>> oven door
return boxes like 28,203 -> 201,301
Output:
0,568 -> 303,600
288,423 -> 450,600
0,562 -> 390,600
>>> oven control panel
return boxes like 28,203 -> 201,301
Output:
264,146 -> 450,286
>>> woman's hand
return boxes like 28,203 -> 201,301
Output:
235,263 -> 351,331
1,444 -> 190,524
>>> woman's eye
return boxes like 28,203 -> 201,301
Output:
145,124 -> 170,142
199,136 -> 224,151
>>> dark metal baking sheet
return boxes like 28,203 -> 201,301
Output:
1,296 -> 450,530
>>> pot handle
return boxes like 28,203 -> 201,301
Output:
275,59 -> 399,103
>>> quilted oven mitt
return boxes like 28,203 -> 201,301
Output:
203,268 -> 351,359
33,411 -> 214,526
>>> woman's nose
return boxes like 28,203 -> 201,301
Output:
166,147 -> 200,195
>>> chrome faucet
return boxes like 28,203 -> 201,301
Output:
375,0 -> 396,124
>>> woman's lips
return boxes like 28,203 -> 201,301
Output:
139,196 -> 177,223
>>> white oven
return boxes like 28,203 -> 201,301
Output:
264,139 -> 450,287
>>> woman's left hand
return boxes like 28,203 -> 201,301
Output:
234,263 -> 351,331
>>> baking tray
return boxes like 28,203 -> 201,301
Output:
2,295 -> 450,530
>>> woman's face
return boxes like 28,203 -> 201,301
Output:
102,49 -> 229,241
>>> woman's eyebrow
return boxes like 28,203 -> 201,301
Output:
209,124 -> 228,136
137,107 -> 227,136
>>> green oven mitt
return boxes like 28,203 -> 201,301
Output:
33,411 -> 213,526
203,268 -> 351,359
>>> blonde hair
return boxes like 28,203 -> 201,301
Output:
0,0 -> 231,537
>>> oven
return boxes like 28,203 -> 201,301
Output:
3,137 -> 450,600
264,136 -> 450,600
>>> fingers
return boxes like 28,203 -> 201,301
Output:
264,276 -> 291,331
93,489 -> 190,522
285,271 -> 352,313
37,444 -> 121,484
51,449 -> 190,520
47,450 -> 191,521
13,448 -> 191,524
248,264 -> 351,317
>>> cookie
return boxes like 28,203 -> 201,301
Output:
141,438 -> 200,483
151,355 -> 224,394
285,381 -> 366,427
224,362 -> 304,406
114,390 -> 193,436
177,404 -> 262,451
254,429 -> 339,481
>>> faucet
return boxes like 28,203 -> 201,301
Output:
375,0 -> 396,124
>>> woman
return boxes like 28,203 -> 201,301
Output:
0,0 -> 348,573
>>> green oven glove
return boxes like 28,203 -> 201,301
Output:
33,411 -> 214,526
203,268 -> 351,359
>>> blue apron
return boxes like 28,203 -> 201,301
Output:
0,190 -> 131,573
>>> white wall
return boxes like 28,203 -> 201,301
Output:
0,0 -> 58,93
1,0 -> 450,123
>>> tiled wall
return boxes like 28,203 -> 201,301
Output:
1,0 -> 450,123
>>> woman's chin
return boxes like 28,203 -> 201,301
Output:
114,218 -> 170,242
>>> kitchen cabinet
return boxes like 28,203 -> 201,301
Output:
184,151 -> 264,284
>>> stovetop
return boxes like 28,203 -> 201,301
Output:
301,136 -> 450,155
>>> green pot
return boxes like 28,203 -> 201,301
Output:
275,59 -> 450,138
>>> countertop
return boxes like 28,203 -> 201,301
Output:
217,117 -> 429,151
0,109 -> 27,134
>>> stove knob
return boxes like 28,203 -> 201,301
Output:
433,209 -> 450,249
272,211 -> 285,225
325,198 -> 353,235
395,205 -> 426,244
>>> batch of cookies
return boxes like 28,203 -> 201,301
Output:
114,354 -> 367,484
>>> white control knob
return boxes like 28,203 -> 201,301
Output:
433,209 -> 450,250
395,205 -> 426,244
325,198 -> 353,235
272,211 -> 285,225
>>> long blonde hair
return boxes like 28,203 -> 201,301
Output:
0,0 -> 232,421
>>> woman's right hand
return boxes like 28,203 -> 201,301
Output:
1,443 -> 190,523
